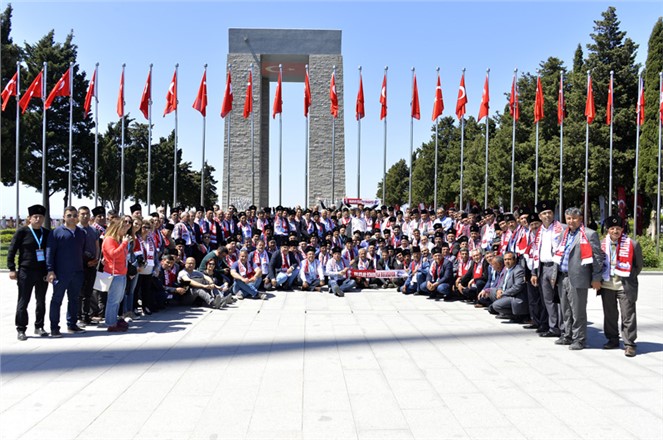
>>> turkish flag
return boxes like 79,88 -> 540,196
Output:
140,69 -> 152,119
243,70 -> 252,119
356,72 -> 365,120
477,73 -> 489,121
379,74 -> 387,120
163,70 -> 177,116
304,69 -> 311,117
637,76 -> 645,127
585,74 -> 595,124
83,67 -> 96,115
193,70 -> 207,117
411,73 -> 420,120
273,69 -> 282,118
18,70 -> 43,114
1,72 -> 18,111
660,79 -> 663,123
557,74 -> 565,126
220,70 -> 233,118
330,71 -> 338,118
606,76 -> 613,125
509,74 -> 519,121
534,76 -> 544,123
432,74 -> 444,121
44,67 -> 70,110
455,72 -> 467,120
117,68 -> 125,118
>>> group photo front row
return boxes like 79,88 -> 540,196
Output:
7,198 -> 643,356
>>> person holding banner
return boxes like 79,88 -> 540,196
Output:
326,247 -> 356,297
598,216 -> 643,357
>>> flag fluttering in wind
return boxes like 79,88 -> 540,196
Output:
534,76 -> 544,123
455,72 -> 467,120
243,70 -> 253,119
140,69 -> 152,119
116,68 -> 125,118
637,75 -> 645,126
330,71 -> 338,118
606,75 -> 613,125
84,67 -> 96,115
477,73 -> 489,121
411,73 -> 420,120
193,70 -> 207,117
273,69 -> 282,118
585,73 -> 595,124
164,70 -> 177,116
303,69 -> 311,117
356,72 -> 365,120
557,74 -> 565,125
220,70 -> 233,118
379,74 -> 387,120
18,70 -> 44,114
432,73 -> 444,121
1,72 -> 18,111
44,67 -> 71,110
509,74 -> 519,121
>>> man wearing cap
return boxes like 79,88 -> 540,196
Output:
8,205 -> 51,340
553,207 -> 603,350
522,213 -> 547,332
299,246 -> 326,292
480,209 -> 497,251
530,200 -> 567,338
598,216 -> 643,357
200,208 -> 222,250
77,206 -> 100,327
421,246 -> 454,299
268,241 -> 300,290
129,203 -> 142,219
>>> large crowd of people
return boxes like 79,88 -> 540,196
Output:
7,198 -> 643,356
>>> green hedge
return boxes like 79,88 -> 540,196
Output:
1,229 -> 16,246
638,234 -> 663,269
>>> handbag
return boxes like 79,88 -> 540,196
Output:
93,258 -> 114,292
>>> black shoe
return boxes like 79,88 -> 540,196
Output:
536,326 -> 549,334
523,324 -> 539,329
603,340 -> 620,350
539,331 -> 560,338
51,329 -> 63,338
555,337 -> 572,345
17,331 -> 27,341
67,325 -> 86,334
496,314 -> 514,320
34,327 -> 49,337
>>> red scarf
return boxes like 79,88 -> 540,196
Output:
554,225 -> 593,266
237,260 -> 255,278
458,258 -> 471,277
281,251 -> 290,270
473,259 -> 484,279
430,261 -> 441,279
601,233 -> 634,277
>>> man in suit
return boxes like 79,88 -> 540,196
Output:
553,207 -> 603,350
487,251 -> 528,320
598,216 -> 643,357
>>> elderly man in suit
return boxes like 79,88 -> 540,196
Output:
599,216 -> 643,357
487,251 -> 528,321
553,207 -> 603,350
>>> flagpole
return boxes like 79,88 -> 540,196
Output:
434,67 -> 439,211
200,64 -> 207,207
41,62 -> 48,210
251,63 -> 256,206
67,62 -> 74,205
147,64 -> 153,211
278,64 -> 283,206
226,64 -> 232,208
331,65 -> 337,205
305,64 -> 310,207
584,70 -> 590,222
559,71 -> 564,221
633,69 -> 643,239
409,67 -> 415,206
484,68 -> 490,209
173,63 -> 179,209
357,65 -> 361,199
657,71 -> 662,255
120,64 -> 126,215
93,63 -> 99,207
510,68 -> 517,213
534,73 -> 540,207
608,70 -> 614,216
382,65 -> 388,204
15,62 -> 20,224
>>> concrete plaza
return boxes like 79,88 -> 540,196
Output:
1,272 -> 662,440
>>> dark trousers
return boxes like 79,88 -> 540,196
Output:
601,287 -> 637,347
91,289 -> 107,318
527,281 -> 548,328
50,271 -> 84,331
15,269 -> 48,332
136,274 -> 156,311
79,265 -> 97,322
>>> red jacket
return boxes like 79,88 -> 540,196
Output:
102,237 -> 129,275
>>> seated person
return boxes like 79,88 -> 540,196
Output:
391,249 -> 407,290
230,249 -> 266,300
477,254 -> 505,308
419,246 -> 454,299
400,246 -> 424,295
154,254 -> 183,307
326,247 -> 357,297
458,249 -> 490,302
487,251 -> 528,321
248,239 -> 272,290
176,257 -> 230,308
268,241 -> 300,290
351,247 -> 373,289
299,246 -> 326,292
452,248 -> 472,298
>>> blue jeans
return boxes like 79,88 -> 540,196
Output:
419,281 -> 451,297
124,274 -> 138,314
106,275 -> 127,327
329,277 -> 356,292
276,269 -> 299,288
50,271 -> 84,331
301,278 -> 321,291
233,275 -> 262,298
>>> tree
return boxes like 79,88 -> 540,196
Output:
1,4 -> 21,186
376,159 -> 409,206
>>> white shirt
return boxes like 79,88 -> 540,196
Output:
539,223 -> 555,263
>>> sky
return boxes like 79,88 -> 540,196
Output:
1,0 -> 661,217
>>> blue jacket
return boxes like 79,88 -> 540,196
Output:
46,226 -> 86,276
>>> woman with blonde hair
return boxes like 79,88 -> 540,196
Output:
101,217 -> 132,332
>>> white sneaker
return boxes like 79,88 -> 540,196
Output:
234,294 -> 244,300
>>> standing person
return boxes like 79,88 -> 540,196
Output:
134,220 -> 157,316
46,206 -> 87,337
77,206 -> 100,327
90,206 -> 108,321
599,216 -> 643,357
8,205 -> 51,340
553,207 -> 603,350
101,218 -> 132,332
